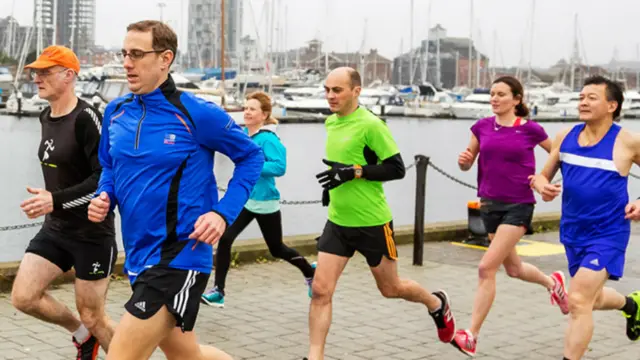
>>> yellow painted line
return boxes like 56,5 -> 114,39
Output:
450,242 -> 489,251
451,239 -> 565,257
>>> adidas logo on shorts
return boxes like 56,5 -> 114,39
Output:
134,301 -> 146,312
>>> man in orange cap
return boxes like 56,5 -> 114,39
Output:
11,45 -> 117,360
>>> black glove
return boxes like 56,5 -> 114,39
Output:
315,159 -> 358,190
322,188 -> 330,206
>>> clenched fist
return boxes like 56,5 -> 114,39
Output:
458,149 -> 474,171
88,192 -> 110,223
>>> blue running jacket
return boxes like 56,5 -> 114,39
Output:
97,75 -> 264,283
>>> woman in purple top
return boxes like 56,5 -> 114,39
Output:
452,76 -> 569,357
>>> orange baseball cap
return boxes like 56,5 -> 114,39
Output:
25,45 -> 80,73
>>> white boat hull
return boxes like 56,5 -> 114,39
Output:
451,104 -> 493,120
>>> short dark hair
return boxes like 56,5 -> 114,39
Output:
348,69 -> 362,88
127,20 -> 177,65
583,75 -> 624,120
492,76 -> 529,117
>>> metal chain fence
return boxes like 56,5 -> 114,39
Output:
427,160 -> 565,191
3,159 -> 637,232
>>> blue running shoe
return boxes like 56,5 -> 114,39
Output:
201,286 -> 225,308
306,262 -> 317,298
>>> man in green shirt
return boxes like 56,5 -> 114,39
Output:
304,67 -> 457,360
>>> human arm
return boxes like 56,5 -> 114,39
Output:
538,138 -> 552,153
51,108 -> 103,209
316,119 -> 404,189
21,108 -> 104,218
260,135 -> 286,177
531,120 -> 552,153
95,103 -> 118,211
193,102 -> 264,226
529,128 -> 571,201
458,134 -> 480,171
624,131 -> 640,220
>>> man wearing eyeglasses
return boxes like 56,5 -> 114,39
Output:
87,20 -> 263,360
12,45 -> 117,360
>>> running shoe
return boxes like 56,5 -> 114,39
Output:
549,271 -> 569,315
429,290 -> 456,343
201,286 -> 225,308
623,291 -> 640,341
73,335 -> 99,360
452,329 -> 477,357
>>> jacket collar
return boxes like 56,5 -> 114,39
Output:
132,74 -> 177,102
246,124 -> 278,137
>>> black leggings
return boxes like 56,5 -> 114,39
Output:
214,208 -> 315,292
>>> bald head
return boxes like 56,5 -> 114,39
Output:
324,67 -> 362,116
327,67 -> 361,89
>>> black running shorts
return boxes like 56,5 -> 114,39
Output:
479,198 -> 535,235
317,220 -> 397,267
25,227 -> 117,281
125,266 -> 209,332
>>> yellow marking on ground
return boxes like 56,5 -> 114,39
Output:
451,239 -> 565,257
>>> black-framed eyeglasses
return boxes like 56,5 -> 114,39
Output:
117,49 -> 167,61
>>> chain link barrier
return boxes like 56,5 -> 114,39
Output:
428,161 -> 566,189
427,162 -> 478,190
217,160 -> 418,206
0,161 -> 419,232
0,222 -> 45,232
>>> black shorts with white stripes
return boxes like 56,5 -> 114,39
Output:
125,266 -> 210,332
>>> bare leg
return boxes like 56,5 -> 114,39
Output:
75,277 -> 116,351
160,328 -> 233,360
106,306 -> 175,360
564,268 -> 619,360
593,287 -> 627,311
11,253 -> 81,332
469,225 -> 525,336
307,252 -> 349,360
370,256 -> 440,310
502,248 -> 554,288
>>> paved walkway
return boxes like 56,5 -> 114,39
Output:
0,228 -> 639,359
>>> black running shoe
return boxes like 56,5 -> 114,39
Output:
73,335 -> 99,360
623,291 -> 640,341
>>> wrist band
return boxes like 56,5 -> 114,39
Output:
354,164 -> 363,179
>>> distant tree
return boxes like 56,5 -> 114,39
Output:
0,51 -> 17,65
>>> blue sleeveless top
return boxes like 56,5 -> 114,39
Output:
559,123 -> 630,250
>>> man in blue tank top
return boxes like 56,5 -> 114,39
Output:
530,76 -> 640,360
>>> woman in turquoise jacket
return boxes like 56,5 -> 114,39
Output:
202,91 -> 316,307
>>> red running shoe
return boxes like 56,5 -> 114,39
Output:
550,271 -> 569,315
452,329 -> 477,357
429,290 -> 456,343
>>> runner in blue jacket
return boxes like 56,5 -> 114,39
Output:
88,20 -> 263,360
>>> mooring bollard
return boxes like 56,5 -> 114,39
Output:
413,154 -> 430,266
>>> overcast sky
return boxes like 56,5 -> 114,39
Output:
2,0 -> 639,68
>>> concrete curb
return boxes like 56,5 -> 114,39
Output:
0,212 -> 561,292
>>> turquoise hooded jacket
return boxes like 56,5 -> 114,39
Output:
245,124 -> 286,201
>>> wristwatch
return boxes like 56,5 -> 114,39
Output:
354,164 -> 363,179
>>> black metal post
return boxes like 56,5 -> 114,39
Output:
413,154 -> 429,266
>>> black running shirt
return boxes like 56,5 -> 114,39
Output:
38,98 -> 115,242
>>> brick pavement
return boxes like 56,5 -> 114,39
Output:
0,229 -> 639,360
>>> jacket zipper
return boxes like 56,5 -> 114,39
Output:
134,98 -> 146,149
